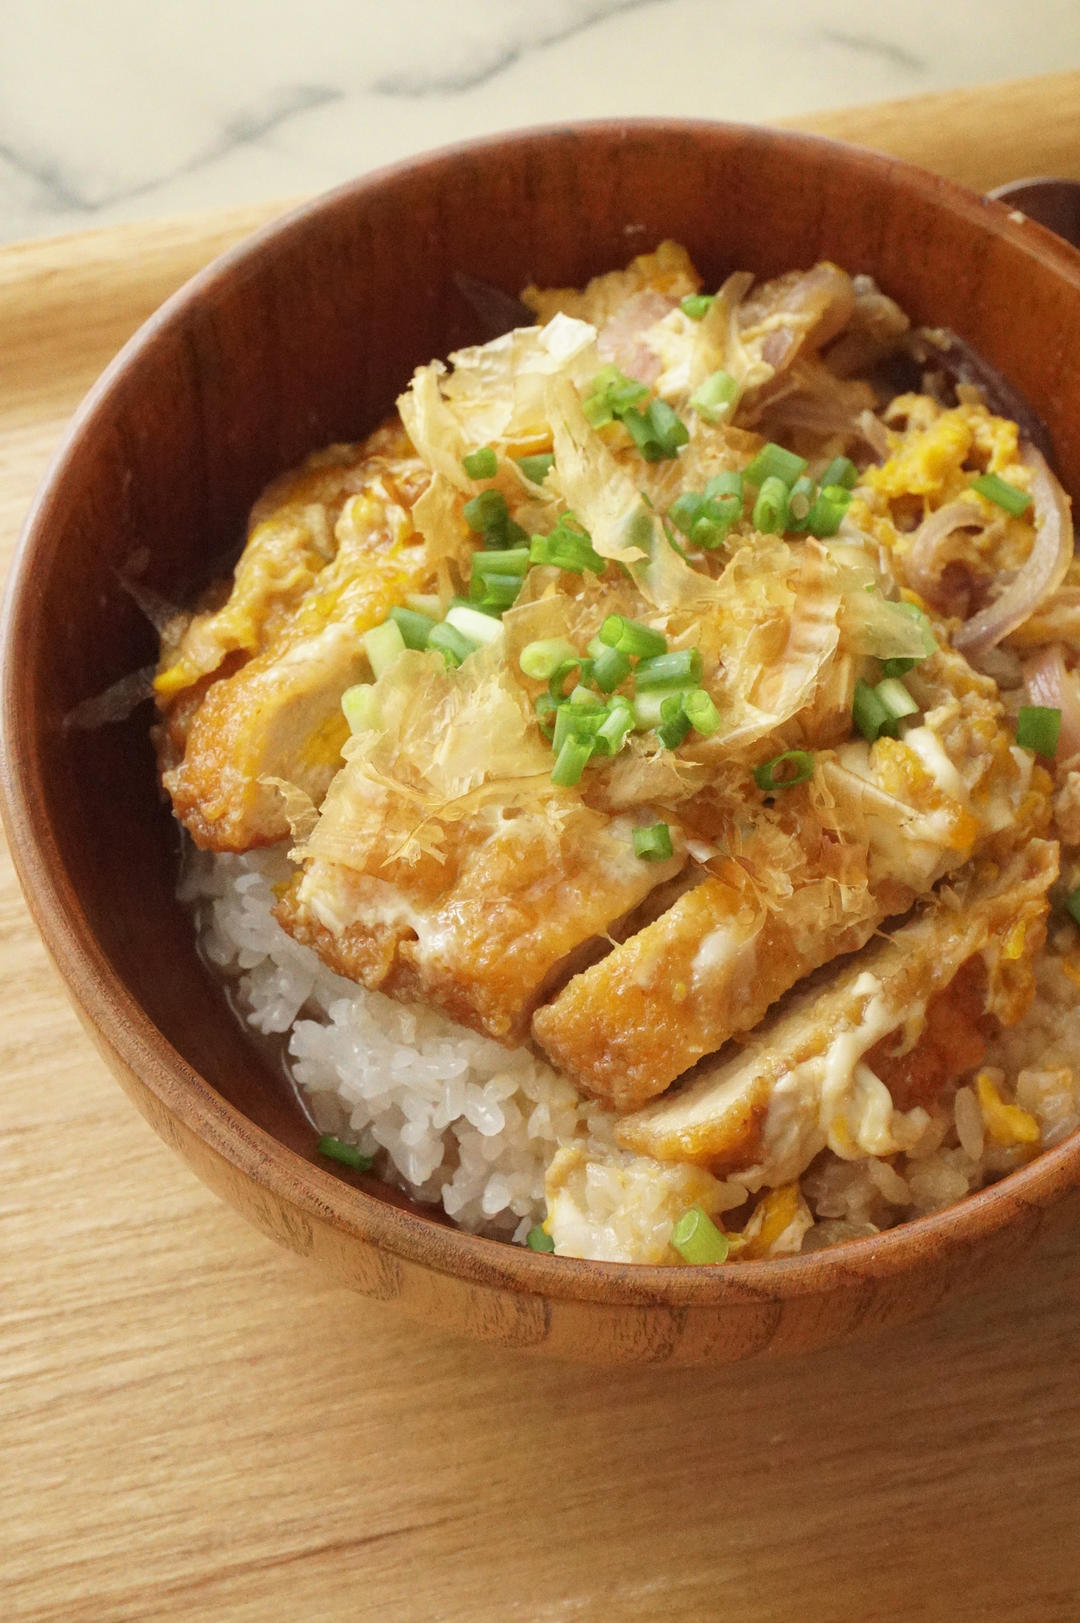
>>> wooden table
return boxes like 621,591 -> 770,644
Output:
4,72 -> 1080,1623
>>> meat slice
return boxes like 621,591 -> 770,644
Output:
279,803 -> 685,1043
615,840 -> 1057,1183
531,844 -> 887,1113
155,429 -> 434,850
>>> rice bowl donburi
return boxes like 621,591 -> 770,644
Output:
153,243 -> 1080,1266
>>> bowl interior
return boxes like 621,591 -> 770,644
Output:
7,120 -> 1080,1255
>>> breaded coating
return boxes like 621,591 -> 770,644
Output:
615,841 -> 1057,1181
154,428 -> 433,850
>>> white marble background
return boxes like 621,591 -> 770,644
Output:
2,0 -> 1079,245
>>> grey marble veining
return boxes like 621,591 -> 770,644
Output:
371,0 -> 675,96
1,0 -> 1078,245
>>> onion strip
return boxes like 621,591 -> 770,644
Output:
904,500 -> 988,609
953,446 -> 1074,654
1025,643 -> 1080,763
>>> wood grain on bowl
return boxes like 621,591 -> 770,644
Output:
5,92 -> 1080,1375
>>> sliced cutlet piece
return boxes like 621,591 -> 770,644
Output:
156,439 -> 432,851
531,846 -> 887,1113
615,840 -> 1057,1183
279,803 -> 685,1043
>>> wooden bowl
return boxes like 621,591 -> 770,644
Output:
5,122 -> 1080,1366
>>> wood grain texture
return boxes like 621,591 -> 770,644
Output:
792,69 -> 1080,192
3,77 -> 1080,1620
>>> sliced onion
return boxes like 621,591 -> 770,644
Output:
953,445 -> 1074,654
1025,643 -> 1080,762
904,500 -> 988,610
63,665 -> 157,731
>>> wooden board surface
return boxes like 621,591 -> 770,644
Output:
3,73 -> 1080,1622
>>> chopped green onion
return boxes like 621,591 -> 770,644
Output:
674,472 -> 743,547
317,1135 -> 373,1172
646,398 -> 690,451
632,687 -> 690,730
582,364 -> 649,428
690,509 -> 736,550
753,749 -> 815,791
693,491 -> 742,548
526,1224 -> 555,1252
462,446 -> 498,479
1016,705 -> 1062,757
787,475 -> 817,527
549,656 -> 593,701
852,677 -> 893,742
471,546 -> 530,578
634,648 -> 703,690
592,644 -> 632,693
820,455 -> 858,491
671,1205 -> 730,1265
683,687 -> 722,737
880,656 -> 918,680
470,572 -> 523,611
668,491 -> 705,536
680,293 -> 714,320
534,693 -> 557,738
622,399 -> 690,462
530,515 -> 605,574
363,617 -> 407,678
705,470 -> 744,502
520,638 -> 578,681
744,442 -> 807,488
875,676 -> 919,724
405,591 -> 441,617
752,475 -> 789,535
551,735 -> 594,786
1065,888 -> 1080,927
463,488 -> 508,533
515,452 -> 555,485
689,369 -> 738,424
428,621 -> 476,668
633,821 -> 674,861
594,704 -> 634,756
462,486 -> 527,550
599,615 -> 667,659
341,683 -> 381,734
806,483 -> 853,538
445,603 -> 504,646
656,692 -> 692,749
569,683 -> 602,708
388,605 -> 436,650
971,471 -> 1032,516
552,703 -> 605,753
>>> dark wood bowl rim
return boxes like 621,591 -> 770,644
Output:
4,118 -> 1080,1310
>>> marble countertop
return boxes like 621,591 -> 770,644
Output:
2,0 -> 1079,246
